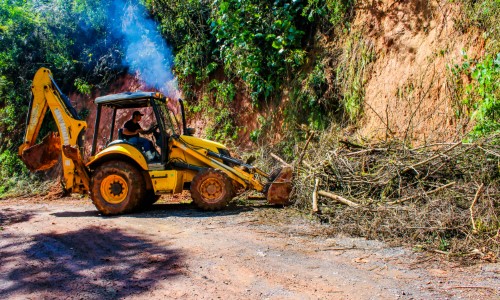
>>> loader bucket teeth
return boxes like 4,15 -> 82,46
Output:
266,166 -> 293,205
20,133 -> 61,172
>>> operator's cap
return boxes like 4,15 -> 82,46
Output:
133,111 -> 144,117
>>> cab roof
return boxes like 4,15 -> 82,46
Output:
94,91 -> 165,108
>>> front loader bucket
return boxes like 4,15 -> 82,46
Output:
266,166 -> 293,205
20,132 -> 61,172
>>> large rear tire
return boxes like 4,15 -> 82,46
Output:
91,161 -> 145,215
190,169 -> 234,211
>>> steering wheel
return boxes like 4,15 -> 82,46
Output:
146,123 -> 158,134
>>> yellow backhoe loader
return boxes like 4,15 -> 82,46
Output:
18,68 -> 292,215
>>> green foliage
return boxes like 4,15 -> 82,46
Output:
249,115 -> 271,144
146,0 -> 354,145
287,60 -> 332,131
457,0 -> 500,52
190,80 -> 240,142
438,237 -> 450,252
284,31 -> 373,136
303,0 -> 351,28
147,0 -> 352,104
206,80 -> 239,141
451,52 -> 500,139
336,33 -> 375,122
249,129 -> 261,143
143,0 -> 213,86
0,149 -> 26,179
208,80 -> 236,104
0,149 -> 29,197
210,0 -> 307,101
0,0 -> 125,192
74,78 -> 92,95
78,107 -> 90,120
467,53 -> 500,138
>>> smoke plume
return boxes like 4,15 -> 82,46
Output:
109,0 -> 178,98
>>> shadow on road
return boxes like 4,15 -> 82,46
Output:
136,202 -> 255,218
0,209 -> 34,226
51,202 -> 261,219
0,226 -> 184,298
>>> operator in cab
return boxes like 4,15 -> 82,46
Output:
122,111 -> 159,162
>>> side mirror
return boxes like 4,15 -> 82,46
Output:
186,127 -> 196,136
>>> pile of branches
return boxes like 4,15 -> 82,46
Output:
293,132 -> 500,260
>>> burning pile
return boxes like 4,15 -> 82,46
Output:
293,132 -> 500,260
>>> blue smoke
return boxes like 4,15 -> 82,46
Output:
110,0 -> 177,96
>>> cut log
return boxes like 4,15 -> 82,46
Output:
318,191 -> 360,208
271,153 -> 291,167
312,178 -> 319,213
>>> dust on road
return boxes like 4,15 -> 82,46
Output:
0,197 -> 498,299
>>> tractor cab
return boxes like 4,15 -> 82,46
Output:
91,92 -> 180,167
89,91 -> 229,172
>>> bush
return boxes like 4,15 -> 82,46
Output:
468,53 -> 500,138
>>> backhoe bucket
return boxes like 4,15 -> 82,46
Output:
266,166 -> 293,205
20,133 -> 61,172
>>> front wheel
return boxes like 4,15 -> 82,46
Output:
190,169 -> 234,211
90,161 -> 145,215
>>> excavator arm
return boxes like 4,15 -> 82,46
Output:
19,68 -> 89,193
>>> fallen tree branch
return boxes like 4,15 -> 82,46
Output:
401,142 -> 462,173
433,249 -> 450,255
312,178 -> 320,213
387,181 -> 456,205
470,183 -> 485,233
339,140 -> 365,149
293,134 -> 500,258
297,131 -> 315,167
477,145 -> 500,158
411,142 -> 469,151
345,148 -> 388,157
271,153 -> 290,167
318,191 -> 360,208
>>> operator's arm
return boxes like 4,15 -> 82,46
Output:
123,127 -> 144,135
123,120 -> 144,136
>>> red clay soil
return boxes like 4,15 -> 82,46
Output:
354,0 -> 483,144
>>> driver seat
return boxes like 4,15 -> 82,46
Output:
118,128 -> 125,140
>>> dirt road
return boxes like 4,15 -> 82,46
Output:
0,197 -> 498,299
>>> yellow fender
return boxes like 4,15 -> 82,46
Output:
87,143 -> 148,170
178,135 -> 227,153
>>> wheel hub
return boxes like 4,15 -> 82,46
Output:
110,182 -> 123,196
200,178 -> 223,203
100,174 -> 128,204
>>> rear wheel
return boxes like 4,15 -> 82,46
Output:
91,161 -> 145,215
190,169 -> 234,211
